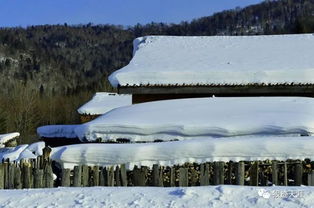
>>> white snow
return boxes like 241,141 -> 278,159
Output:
109,35 -> 314,87
37,125 -> 80,138
77,92 -> 132,115
51,136 -> 314,169
0,142 -> 45,162
0,186 -> 313,208
74,97 -> 314,142
0,132 -> 20,145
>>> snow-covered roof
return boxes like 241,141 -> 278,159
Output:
0,142 -> 45,162
109,35 -> 314,87
51,136 -> 314,169
74,97 -> 314,142
37,125 -> 80,138
77,92 -> 132,115
0,132 -> 20,146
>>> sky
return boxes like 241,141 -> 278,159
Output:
0,0 -> 263,27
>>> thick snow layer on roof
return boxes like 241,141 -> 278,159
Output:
51,136 -> 314,169
109,35 -> 314,87
37,125 -> 79,138
77,92 -> 132,115
74,97 -> 314,142
0,132 -> 20,145
0,142 -> 45,162
0,186 -> 313,208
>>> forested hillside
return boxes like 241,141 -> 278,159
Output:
1,0 -> 314,142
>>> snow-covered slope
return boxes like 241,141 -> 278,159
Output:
77,92 -> 132,115
109,35 -> 314,87
74,97 -> 314,142
0,132 -> 19,147
51,136 -> 314,169
0,186 -> 313,208
37,125 -> 80,138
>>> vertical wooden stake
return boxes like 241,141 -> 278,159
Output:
295,161 -> 303,186
236,161 -> 245,185
250,161 -> 259,186
120,164 -> 128,187
61,169 -> 71,187
73,166 -> 82,187
272,160 -> 278,185
178,168 -> 188,187
200,163 -> 209,186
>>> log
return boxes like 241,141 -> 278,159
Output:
73,166 -> 82,187
115,166 -> 121,186
93,166 -> 100,186
152,164 -> 163,186
132,166 -> 147,186
213,162 -> 225,185
272,160 -> 278,185
200,163 -> 209,186
107,166 -> 115,186
250,161 -> 259,186
14,165 -> 22,189
170,167 -> 175,187
8,163 -> 15,189
61,169 -> 71,187
33,169 -> 44,188
0,163 -> 4,189
81,165 -> 89,187
178,168 -> 188,187
283,161 -> 288,186
236,162 -> 245,185
22,164 -> 32,188
294,161 -> 303,186
43,162 -> 54,188
120,164 -> 128,187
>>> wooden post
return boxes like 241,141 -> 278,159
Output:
227,162 -> 233,184
0,163 -> 4,189
190,166 -> 198,186
4,162 -> 9,189
61,169 -> 71,187
22,164 -> 32,188
213,162 -> 225,185
170,167 -> 175,187
73,166 -> 82,187
236,161 -> 245,185
283,162 -> 288,186
8,163 -> 15,189
295,161 -> 303,186
93,166 -> 100,186
152,164 -> 163,186
82,165 -> 89,187
178,168 -> 188,187
14,165 -> 22,189
107,166 -> 115,186
200,163 -> 209,186
43,162 -> 54,188
308,170 -> 314,186
132,166 -> 147,186
272,160 -> 278,185
33,169 -> 44,188
114,166 -> 121,186
120,164 -> 128,187
250,161 -> 259,186
100,167 -> 106,186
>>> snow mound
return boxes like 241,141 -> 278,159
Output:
77,92 -> 132,115
37,125 -> 80,138
0,142 -> 45,162
109,35 -> 314,87
74,97 -> 314,142
0,132 -> 20,145
51,136 -> 314,169
0,186 -> 313,208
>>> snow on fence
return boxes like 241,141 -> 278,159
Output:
2,148 -> 314,189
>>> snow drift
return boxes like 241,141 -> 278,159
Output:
74,97 -> 314,142
51,136 -> 314,169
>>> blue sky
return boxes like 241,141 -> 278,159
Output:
0,0 -> 263,27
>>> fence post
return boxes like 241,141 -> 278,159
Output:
22,163 -> 32,188
14,164 -> 22,189
107,166 -> 115,186
294,161 -> 303,186
200,163 -> 209,186
170,167 -> 176,187
73,166 -> 82,187
283,161 -> 288,186
61,169 -> 71,187
43,161 -> 54,188
114,166 -> 121,186
308,170 -> 314,186
178,167 -> 188,187
120,164 -> 128,187
82,165 -> 89,187
250,161 -> 259,186
272,160 -> 278,185
93,166 -> 100,186
236,161 -> 245,185
33,169 -> 44,188
213,162 -> 225,185
0,163 -> 4,189
152,164 -> 163,187
132,166 -> 147,186
4,162 -> 9,189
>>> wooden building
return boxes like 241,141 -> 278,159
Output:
77,92 -> 132,123
108,35 -> 314,103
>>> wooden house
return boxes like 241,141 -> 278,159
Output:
77,92 -> 132,123
108,35 -> 314,103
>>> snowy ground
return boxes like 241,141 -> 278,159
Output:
0,185 -> 313,208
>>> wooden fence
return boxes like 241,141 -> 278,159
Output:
1,151 -> 314,189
